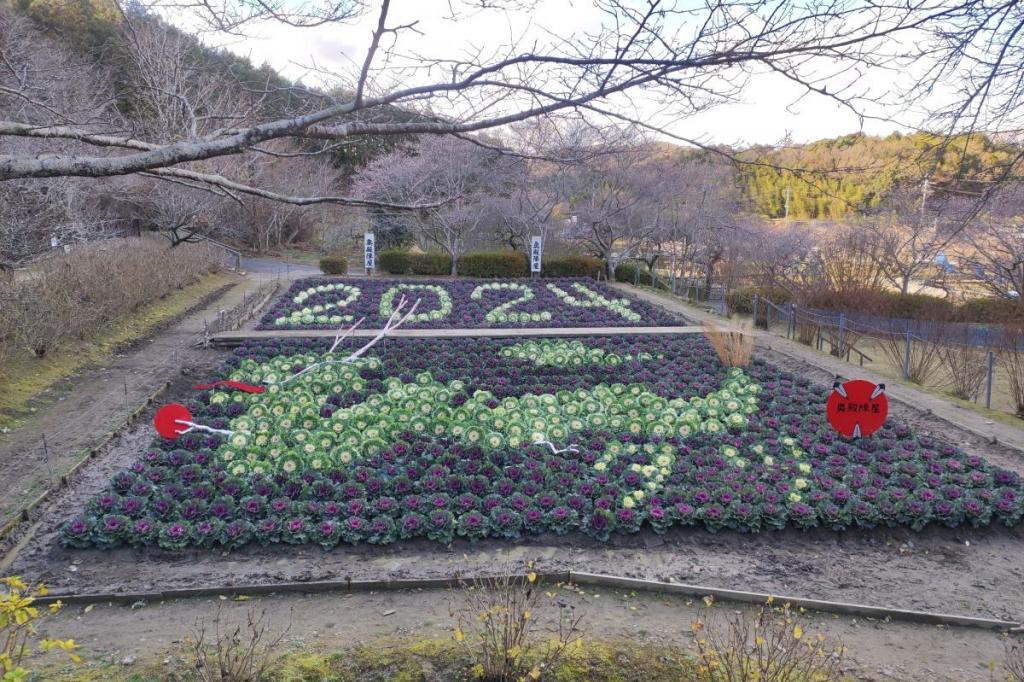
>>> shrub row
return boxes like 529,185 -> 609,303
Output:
378,249 -> 608,278
457,251 -> 528,277
0,237 -> 222,363
540,255 -> 605,278
378,249 -> 454,276
728,285 -> 1024,323
726,286 -> 793,314
613,262 -> 670,290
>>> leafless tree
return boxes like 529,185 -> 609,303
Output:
963,183 -> 1024,301
4,0 -> 1017,213
0,7 -> 124,263
780,222 -> 887,297
744,221 -> 815,293
860,185 -> 955,296
561,145 -> 652,277
354,136 -> 518,273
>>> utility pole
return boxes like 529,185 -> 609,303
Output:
783,187 -> 792,220
920,177 -> 929,217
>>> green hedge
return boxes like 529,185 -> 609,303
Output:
541,256 -> 605,278
726,286 -> 793,314
410,252 -> 452,275
614,262 -> 669,290
318,255 -> 348,275
614,262 -> 646,284
958,297 -> 1024,323
457,251 -> 529,277
378,250 -> 453,275
378,248 -> 411,274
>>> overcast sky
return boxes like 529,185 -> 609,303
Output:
195,0 -> 918,147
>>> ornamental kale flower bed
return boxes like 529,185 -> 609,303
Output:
257,277 -> 677,329
62,336 -> 1024,550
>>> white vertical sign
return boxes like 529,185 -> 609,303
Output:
363,232 -> 376,271
530,235 -> 542,273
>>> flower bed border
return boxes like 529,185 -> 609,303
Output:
24,570 -> 1021,631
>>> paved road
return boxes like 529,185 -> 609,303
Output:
241,255 -> 368,278
240,256 -> 321,277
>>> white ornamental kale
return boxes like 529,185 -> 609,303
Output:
379,283 -> 452,322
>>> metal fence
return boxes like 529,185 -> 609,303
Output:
749,293 -> 1016,410
201,279 -> 279,343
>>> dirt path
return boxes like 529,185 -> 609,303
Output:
39,585 -> 1009,681
613,283 -> 1024,454
0,271 -> 285,527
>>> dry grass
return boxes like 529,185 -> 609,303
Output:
0,272 -> 234,423
0,237 -> 222,364
703,321 -> 753,367
449,567 -> 584,682
187,605 -> 290,682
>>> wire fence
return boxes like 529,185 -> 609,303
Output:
620,260 -> 728,312
0,278 -> 281,538
202,278 -> 280,342
749,293 -> 1020,411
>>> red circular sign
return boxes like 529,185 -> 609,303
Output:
826,380 -> 887,439
154,403 -> 193,439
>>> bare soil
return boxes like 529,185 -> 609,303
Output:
0,281 -> 241,525
40,584 -> 1009,681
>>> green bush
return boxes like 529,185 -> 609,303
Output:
457,251 -> 529,277
318,255 -> 348,275
614,262 -> 645,284
410,252 -> 453,275
378,248 -> 411,274
802,288 -> 957,320
614,262 -> 669,290
541,256 -> 605,278
726,286 -> 792,314
959,296 -> 1024,323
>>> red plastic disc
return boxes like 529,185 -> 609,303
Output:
826,379 -> 887,439
154,403 -> 193,439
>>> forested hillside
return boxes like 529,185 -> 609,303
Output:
738,132 -> 1020,220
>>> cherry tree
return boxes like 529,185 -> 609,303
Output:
353,136 -> 519,274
